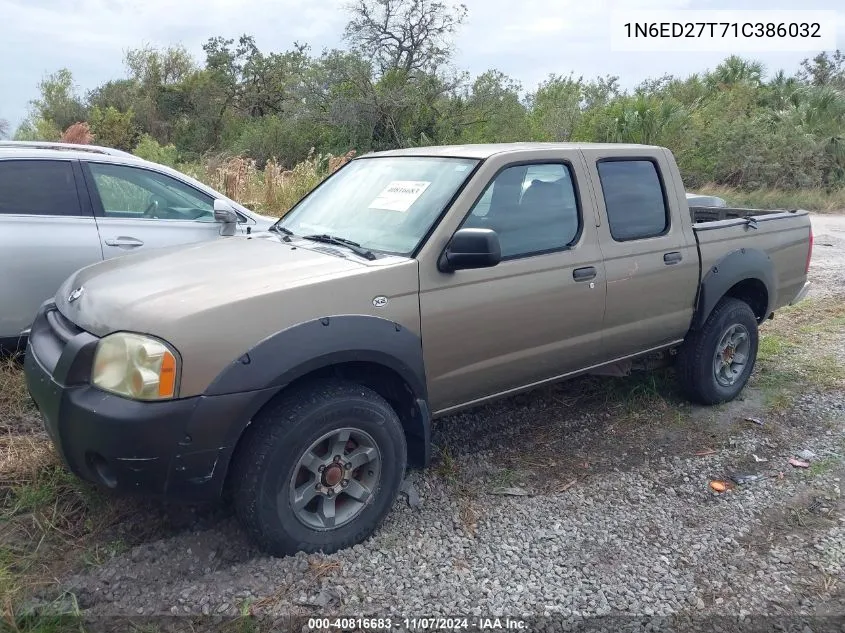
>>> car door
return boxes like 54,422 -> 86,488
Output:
0,158 -> 102,342
418,155 -> 607,414
581,149 -> 699,360
82,161 -> 230,259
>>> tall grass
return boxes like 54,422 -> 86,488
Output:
182,150 -> 356,218
697,184 -> 845,212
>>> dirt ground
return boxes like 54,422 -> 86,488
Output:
1,213 -> 843,633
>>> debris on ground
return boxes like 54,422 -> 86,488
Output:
489,486 -> 531,496
709,480 -> 734,493
788,457 -> 810,468
695,449 -> 716,456
752,454 -> 768,463
745,417 -> 764,426
796,449 -> 817,461
399,478 -> 421,508
297,587 -> 342,608
555,478 -> 578,493
730,473 -> 766,485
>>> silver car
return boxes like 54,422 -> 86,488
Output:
0,141 -> 276,350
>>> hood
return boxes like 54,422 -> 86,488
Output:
56,234 -> 371,337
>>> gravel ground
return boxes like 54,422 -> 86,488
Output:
39,214 -> 845,630
808,213 -> 845,299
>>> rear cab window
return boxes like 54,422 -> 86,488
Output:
0,160 -> 82,216
596,159 -> 668,241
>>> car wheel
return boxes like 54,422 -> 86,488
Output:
676,297 -> 759,405
230,379 -> 406,556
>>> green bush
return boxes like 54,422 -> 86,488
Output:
231,115 -> 316,169
132,134 -> 179,167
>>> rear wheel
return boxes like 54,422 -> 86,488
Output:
230,380 -> 407,556
676,297 -> 759,405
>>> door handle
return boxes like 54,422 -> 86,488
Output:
104,237 -> 144,248
663,251 -> 682,265
573,266 -> 597,282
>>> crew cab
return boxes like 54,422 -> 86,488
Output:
25,143 -> 813,556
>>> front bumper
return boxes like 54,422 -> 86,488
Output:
24,302 -> 272,502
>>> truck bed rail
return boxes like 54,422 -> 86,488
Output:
690,206 -> 803,224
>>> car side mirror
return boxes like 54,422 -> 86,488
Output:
438,228 -> 502,272
214,199 -> 238,236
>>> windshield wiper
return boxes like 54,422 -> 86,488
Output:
302,234 -> 376,260
269,224 -> 294,241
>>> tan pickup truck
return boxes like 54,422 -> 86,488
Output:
25,143 -> 812,556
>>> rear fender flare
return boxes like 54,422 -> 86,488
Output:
694,248 -> 775,327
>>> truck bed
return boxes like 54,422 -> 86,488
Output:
691,207 -> 812,314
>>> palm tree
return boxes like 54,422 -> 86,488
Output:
764,70 -> 800,110
782,85 -> 845,183
603,95 -> 688,145
707,56 -> 764,89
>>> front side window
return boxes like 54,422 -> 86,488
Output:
0,160 -> 81,216
278,156 -> 479,256
462,163 -> 580,259
597,160 -> 668,241
87,163 -> 215,221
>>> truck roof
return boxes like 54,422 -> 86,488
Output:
366,142 -> 664,160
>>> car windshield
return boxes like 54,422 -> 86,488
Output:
276,156 -> 479,256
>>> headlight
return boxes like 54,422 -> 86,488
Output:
92,333 -> 179,400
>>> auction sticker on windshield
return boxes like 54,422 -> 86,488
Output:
369,181 -> 431,212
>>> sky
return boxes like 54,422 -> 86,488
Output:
1,0 -> 843,134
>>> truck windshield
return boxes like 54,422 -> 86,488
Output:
275,156 -> 479,256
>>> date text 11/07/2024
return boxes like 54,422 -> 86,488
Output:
306,617 -> 528,630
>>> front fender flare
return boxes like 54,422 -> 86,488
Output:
205,315 -> 427,399
199,315 -> 431,472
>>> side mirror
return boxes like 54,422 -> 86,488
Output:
438,228 -> 501,272
214,199 -> 238,236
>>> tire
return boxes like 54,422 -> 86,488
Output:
676,297 -> 759,405
230,379 -> 407,556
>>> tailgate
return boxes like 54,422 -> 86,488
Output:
693,210 -> 811,312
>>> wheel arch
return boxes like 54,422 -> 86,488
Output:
205,316 -> 431,494
694,248 -> 775,328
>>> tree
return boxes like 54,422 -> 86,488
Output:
89,106 -> 139,150
798,50 -> 845,90
0,119 -> 8,139
125,44 -> 196,88
13,117 -> 61,141
28,69 -> 87,132
117,45 -> 198,143
706,56 -> 764,89
344,0 -> 467,74
88,79 -> 141,113
590,94 -> 688,146
133,134 -> 179,166
528,74 -> 584,141
457,70 -> 529,142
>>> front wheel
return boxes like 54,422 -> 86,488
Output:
230,380 -> 407,556
676,297 -> 759,405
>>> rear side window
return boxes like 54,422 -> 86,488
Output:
597,160 -> 668,241
0,160 -> 82,216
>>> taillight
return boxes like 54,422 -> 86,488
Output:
805,227 -> 813,274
